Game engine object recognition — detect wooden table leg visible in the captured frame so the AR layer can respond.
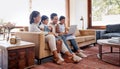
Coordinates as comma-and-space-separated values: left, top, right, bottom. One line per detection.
110, 47, 113, 53
119, 48, 120, 66
99, 44, 102, 59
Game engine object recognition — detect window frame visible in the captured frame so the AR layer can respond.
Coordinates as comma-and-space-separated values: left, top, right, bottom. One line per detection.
88, 0, 106, 29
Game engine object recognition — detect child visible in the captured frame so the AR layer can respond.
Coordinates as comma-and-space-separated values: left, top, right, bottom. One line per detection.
56, 16, 87, 58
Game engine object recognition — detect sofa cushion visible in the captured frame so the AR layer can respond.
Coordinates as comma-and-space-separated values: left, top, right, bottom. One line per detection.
75, 37, 86, 43
75, 30, 80, 37
45, 43, 50, 50
84, 36, 95, 41
106, 24, 120, 33
102, 33, 120, 39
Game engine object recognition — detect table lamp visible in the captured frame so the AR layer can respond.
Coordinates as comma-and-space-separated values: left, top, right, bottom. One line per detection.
80, 16, 84, 30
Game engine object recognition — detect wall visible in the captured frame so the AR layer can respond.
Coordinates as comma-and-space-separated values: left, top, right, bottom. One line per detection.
70, 0, 88, 29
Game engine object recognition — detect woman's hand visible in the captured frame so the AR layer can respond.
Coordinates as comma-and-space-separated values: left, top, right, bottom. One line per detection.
40, 28, 44, 31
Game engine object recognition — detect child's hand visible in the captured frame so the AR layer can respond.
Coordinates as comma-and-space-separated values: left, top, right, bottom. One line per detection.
48, 26, 52, 31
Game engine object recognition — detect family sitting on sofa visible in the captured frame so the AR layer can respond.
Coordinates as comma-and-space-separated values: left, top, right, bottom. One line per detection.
29, 11, 87, 65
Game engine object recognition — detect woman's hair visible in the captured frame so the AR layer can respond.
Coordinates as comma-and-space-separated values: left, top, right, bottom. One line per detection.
50, 13, 57, 20
29, 11, 40, 24
59, 16, 65, 21
39, 15, 49, 25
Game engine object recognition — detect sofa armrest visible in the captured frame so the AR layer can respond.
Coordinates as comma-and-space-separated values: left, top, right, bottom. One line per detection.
99, 30, 107, 39
15, 32, 45, 59
80, 29, 96, 36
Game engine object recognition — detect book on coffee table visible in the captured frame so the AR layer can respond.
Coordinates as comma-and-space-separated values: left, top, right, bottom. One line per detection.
108, 37, 120, 44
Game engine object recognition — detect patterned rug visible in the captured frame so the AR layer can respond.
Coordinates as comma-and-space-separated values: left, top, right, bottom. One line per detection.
30, 45, 120, 69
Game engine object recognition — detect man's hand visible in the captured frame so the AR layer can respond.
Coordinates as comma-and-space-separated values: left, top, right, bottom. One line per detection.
65, 31, 68, 34
48, 32, 58, 37
59, 32, 64, 35
48, 32, 54, 35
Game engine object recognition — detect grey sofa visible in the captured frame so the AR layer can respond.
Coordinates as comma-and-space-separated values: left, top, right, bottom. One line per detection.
100, 24, 120, 39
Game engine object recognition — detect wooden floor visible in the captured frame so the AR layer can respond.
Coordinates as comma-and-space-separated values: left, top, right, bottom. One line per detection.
29, 45, 120, 69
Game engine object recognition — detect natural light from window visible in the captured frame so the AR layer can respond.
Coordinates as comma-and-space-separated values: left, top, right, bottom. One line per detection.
92, 0, 120, 26
0, 0, 65, 26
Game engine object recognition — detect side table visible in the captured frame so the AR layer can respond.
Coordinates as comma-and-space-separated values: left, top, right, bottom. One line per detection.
0, 41, 35, 69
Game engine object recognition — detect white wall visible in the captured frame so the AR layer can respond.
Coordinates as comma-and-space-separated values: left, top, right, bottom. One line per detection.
70, 0, 88, 29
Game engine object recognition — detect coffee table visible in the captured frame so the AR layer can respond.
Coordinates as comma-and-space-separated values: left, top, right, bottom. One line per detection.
97, 39, 120, 66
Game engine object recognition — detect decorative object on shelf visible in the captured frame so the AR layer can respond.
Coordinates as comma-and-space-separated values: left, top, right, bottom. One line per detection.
80, 16, 84, 30
10, 34, 17, 44
2, 22, 15, 41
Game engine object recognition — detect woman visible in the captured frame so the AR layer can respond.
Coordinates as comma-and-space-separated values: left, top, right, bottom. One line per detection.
29, 11, 64, 65
56, 16, 87, 58
49, 13, 82, 62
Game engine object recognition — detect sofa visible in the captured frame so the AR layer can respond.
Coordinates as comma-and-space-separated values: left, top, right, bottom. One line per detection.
100, 24, 120, 39
15, 29, 96, 63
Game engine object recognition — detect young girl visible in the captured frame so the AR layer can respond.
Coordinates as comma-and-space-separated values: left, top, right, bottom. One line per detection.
39, 15, 64, 61
56, 16, 87, 58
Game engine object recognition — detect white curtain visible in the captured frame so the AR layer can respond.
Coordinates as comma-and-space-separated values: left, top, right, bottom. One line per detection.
0, 46, 8, 69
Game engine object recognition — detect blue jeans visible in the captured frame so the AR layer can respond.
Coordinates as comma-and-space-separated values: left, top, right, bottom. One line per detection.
69, 39, 79, 51
60, 35, 79, 53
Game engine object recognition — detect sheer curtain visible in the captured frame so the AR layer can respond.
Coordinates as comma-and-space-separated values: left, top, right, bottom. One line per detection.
0, 0, 29, 26
0, 0, 65, 26
32, 0, 65, 22
0, 45, 8, 69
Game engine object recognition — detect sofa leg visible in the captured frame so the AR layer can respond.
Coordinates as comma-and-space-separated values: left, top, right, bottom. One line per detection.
93, 43, 96, 46
37, 59, 41, 65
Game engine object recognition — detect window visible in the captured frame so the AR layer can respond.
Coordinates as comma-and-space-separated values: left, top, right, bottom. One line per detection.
0, 0, 66, 26
88, 0, 120, 29
0, 0, 29, 26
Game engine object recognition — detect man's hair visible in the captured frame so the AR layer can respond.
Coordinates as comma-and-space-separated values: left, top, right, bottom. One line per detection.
50, 13, 57, 20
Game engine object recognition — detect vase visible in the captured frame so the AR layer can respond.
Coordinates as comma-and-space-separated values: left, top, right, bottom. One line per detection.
3, 29, 11, 41
6, 29, 11, 41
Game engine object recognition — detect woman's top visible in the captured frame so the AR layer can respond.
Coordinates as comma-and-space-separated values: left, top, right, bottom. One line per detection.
29, 23, 48, 35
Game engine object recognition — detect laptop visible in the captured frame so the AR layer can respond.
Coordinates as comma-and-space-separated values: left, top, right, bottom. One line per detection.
64, 25, 77, 36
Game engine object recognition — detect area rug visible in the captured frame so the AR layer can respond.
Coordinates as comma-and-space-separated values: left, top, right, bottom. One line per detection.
31, 45, 120, 69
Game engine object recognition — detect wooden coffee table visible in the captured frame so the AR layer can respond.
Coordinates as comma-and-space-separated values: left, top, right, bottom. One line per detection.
97, 39, 120, 66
